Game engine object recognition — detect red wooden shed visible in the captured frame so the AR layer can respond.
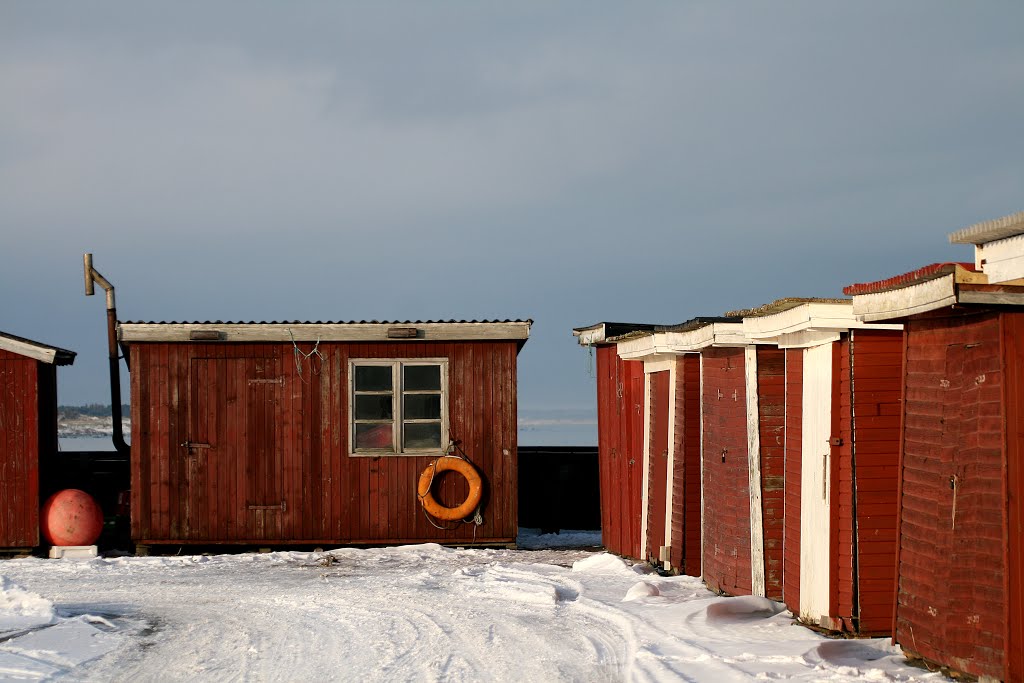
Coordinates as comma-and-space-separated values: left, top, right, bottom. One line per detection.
608, 317, 737, 579
0, 332, 75, 550
741, 300, 903, 635
846, 210, 1024, 680
573, 323, 655, 559
616, 319, 786, 598
118, 320, 530, 549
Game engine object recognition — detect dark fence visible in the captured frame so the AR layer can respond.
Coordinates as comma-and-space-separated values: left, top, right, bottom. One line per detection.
518, 446, 600, 531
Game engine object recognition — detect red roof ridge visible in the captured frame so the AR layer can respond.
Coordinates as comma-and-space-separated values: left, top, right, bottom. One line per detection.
843, 262, 976, 296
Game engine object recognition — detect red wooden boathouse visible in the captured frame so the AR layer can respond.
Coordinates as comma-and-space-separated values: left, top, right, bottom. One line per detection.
742, 300, 903, 635
0, 332, 75, 550
606, 318, 734, 578
572, 323, 655, 559
119, 319, 530, 548
615, 318, 782, 597
847, 210, 1024, 681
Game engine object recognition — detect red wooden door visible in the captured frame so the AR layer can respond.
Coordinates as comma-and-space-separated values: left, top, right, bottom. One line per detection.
702, 347, 751, 596
670, 354, 702, 576
646, 370, 670, 563
246, 358, 284, 540
186, 357, 283, 541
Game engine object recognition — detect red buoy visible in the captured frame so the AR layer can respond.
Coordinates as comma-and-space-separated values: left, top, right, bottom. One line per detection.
40, 489, 105, 546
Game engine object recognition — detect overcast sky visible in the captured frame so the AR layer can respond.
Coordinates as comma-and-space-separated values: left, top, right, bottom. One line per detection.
3, 2, 1022, 445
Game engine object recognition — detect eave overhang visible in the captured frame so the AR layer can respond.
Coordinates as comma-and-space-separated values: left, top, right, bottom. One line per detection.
0, 332, 76, 365
742, 301, 900, 348
119, 320, 532, 346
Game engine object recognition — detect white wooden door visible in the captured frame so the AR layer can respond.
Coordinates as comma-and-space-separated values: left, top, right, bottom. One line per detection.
799, 342, 832, 623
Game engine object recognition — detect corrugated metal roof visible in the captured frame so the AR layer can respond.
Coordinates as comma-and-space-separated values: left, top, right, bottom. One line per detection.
949, 210, 1024, 245
0, 331, 76, 365
843, 263, 974, 296
117, 320, 532, 345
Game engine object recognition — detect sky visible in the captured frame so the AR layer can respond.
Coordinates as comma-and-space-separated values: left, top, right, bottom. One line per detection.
3, 2, 1023, 445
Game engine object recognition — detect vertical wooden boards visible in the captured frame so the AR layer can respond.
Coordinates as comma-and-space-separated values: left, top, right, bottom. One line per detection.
800, 342, 833, 623
0, 350, 41, 548
783, 348, 803, 613
895, 311, 1006, 681
701, 347, 752, 596
1005, 312, 1024, 683
669, 354, 702, 576
645, 370, 670, 563
756, 347, 786, 602
594, 346, 645, 558
849, 329, 903, 635
129, 339, 520, 545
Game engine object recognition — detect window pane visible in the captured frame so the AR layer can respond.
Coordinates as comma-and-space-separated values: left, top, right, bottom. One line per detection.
355, 365, 392, 391
404, 422, 441, 450
404, 365, 441, 391
355, 423, 394, 451
355, 394, 393, 420
404, 394, 440, 420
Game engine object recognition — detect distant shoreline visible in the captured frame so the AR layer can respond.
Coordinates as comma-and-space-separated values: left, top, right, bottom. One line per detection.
58, 415, 130, 438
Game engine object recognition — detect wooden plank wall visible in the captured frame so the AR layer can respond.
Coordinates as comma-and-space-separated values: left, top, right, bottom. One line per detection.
835, 338, 855, 625
849, 329, 903, 634
0, 350, 42, 548
645, 370, 670, 562
896, 311, 1006, 681
757, 347, 786, 601
670, 354, 701, 576
130, 340, 518, 545
595, 346, 644, 558
1005, 311, 1024, 683
783, 348, 803, 613
702, 346, 752, 596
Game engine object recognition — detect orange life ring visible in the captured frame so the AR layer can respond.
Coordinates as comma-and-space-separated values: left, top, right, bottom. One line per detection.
417, 456, 483, 521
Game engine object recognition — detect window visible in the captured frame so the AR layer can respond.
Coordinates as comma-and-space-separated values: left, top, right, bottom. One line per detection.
350, 359, 447, 455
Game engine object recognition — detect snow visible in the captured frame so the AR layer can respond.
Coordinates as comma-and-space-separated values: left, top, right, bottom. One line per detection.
0, 545, 940, 682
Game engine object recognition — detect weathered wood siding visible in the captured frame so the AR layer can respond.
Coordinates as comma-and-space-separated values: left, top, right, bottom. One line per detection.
645, 370, 670, 562
849, 329, 902, 634
757, 347, 786, 601
670, 354, 701, 576
783, 348, 803, 613
702, 346, 752, 596
595, 345, 644, 559
129, 340, 518, 545
1006, 311, 1024, 683
895, 311, 1006, 679
0, 350, 52, 548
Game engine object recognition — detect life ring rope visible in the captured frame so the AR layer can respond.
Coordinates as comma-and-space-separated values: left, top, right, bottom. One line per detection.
417, 440, 483, 527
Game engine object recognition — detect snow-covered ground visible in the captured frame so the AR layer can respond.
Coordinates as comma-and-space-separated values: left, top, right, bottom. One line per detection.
0, 541, 940, 682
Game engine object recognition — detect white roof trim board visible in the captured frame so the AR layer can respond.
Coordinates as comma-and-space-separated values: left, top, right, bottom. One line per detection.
119, 321, 531, 343
573, 324, 613, 346
0, 334, 75, 365
743, 302, 901, 348
851, 274, 960, 322
616, 322, 752, 360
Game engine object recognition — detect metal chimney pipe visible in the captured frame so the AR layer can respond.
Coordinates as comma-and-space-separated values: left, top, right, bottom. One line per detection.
83, 253, 129, 456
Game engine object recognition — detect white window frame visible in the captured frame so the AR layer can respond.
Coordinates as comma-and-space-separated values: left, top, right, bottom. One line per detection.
349, 358, 449, 457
